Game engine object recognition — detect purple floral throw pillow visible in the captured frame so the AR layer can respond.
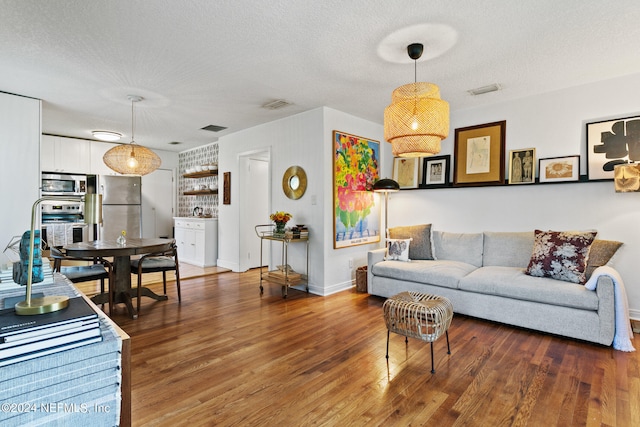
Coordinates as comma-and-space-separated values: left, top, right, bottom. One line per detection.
525, 230, 597, 284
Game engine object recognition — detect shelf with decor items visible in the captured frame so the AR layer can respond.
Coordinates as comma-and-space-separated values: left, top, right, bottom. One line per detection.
182, 169, 218, 195
183, 170, 218, 179
183, 189, 218, 195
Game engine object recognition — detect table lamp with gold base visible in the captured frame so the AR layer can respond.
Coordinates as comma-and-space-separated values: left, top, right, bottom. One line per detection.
15, 194, 101, 315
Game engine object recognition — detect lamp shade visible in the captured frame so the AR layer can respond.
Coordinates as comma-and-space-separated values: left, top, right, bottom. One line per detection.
103, 143, 161, 176
614, 163, 640, 192
373, 178, 400, 192
384, 82, 449, 158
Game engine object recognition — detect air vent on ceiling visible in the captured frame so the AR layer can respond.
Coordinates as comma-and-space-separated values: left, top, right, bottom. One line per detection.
468, 83, 501, 96
262, 99, 292, 110
201, 124, 228, 132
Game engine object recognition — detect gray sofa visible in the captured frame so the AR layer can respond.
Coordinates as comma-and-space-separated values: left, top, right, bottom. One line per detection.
368, 229, 619, 346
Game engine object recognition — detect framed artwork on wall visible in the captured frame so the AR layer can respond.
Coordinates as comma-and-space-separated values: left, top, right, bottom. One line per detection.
392, 157, 419, 189
453, 120, 506, 186
223, 172, 231, 204
420, 155, 450, 188
587, 115, 640, 180
508, 148, 536, 184
332, 130, 380, 249
538, 155, 580, 183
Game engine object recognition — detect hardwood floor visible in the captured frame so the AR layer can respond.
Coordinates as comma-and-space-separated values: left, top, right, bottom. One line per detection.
102, 269, 639, 427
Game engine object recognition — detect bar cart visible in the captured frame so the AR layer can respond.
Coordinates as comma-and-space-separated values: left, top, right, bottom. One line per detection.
255, 224, 309, 298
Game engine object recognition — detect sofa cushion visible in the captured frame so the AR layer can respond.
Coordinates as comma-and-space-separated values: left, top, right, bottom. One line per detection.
386, 238, 411, 261
371, 259, 477, 289
389, 224, 433, 260
525, 230, 597, 284
432, 231, 483, 267
482, 231, 534, 268
585, 239, 623, 280
459, 266, 599, 310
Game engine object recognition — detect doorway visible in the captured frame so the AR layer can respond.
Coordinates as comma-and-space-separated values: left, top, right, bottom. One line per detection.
239, 150, 270, 272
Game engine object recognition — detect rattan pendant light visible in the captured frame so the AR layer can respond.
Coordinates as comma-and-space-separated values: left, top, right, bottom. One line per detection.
103, 95, 161, 175
384, 43, 449, 158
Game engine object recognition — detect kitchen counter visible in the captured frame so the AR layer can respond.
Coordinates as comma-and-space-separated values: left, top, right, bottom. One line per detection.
173, 216, 218, 220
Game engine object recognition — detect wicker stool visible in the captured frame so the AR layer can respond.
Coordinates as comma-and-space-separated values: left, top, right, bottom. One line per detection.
383, 291, 453, 373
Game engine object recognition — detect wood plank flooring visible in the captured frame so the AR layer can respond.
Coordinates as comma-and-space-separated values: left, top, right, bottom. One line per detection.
99, 269, 639, 427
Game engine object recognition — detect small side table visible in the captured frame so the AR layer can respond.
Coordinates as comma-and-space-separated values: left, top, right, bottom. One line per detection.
383, 291, 453, 373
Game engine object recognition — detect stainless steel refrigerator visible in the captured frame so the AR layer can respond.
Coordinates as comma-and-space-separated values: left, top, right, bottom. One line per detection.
99, 175, 142, 241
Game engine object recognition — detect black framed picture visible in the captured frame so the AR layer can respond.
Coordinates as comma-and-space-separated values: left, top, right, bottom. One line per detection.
586, 115, 640, 180
420, 155, 450, 188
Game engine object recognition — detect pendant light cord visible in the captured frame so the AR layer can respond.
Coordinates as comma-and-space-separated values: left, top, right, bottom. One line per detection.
130, 99, 136, 144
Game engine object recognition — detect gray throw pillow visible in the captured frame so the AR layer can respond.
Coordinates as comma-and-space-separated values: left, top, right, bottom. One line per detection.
585, 239, 623, 280
388, 224, 433, 260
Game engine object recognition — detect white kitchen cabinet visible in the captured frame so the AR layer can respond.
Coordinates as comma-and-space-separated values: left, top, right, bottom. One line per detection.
90, 141, 121, 175
174, 217, 217, 267
41, 135, 91, 174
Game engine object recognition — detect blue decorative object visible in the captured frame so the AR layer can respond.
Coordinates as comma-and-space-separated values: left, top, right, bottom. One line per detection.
12, 230, 44, 285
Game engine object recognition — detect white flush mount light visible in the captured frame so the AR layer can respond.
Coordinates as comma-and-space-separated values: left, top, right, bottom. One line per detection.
92, 130, 122, 141
468, 83, 502, 96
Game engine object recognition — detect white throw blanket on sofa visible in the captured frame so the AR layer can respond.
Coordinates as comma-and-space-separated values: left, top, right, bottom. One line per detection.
585, 266, 636, 352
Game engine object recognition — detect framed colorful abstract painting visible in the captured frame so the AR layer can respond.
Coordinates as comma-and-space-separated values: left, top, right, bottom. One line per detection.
333, 130, 380, 249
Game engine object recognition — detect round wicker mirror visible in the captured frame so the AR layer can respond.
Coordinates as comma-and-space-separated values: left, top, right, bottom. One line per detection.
282, 166, 307, 199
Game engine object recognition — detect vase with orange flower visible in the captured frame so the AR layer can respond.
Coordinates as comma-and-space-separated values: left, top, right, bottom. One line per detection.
270, 211, 292, 236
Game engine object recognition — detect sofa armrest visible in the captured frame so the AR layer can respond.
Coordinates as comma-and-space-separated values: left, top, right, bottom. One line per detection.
367, 248, 386, 293
595, 274, 616, 345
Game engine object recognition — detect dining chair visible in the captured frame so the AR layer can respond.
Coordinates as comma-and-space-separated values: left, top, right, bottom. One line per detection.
130, 241, 181, 314
50, 246, 114, 315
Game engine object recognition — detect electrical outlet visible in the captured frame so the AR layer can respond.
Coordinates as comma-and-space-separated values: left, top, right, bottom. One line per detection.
349, 258, 353, 268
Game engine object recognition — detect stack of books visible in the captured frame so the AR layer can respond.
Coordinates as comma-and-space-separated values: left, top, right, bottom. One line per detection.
290, 226, 309, 239
0, 296, 102, 367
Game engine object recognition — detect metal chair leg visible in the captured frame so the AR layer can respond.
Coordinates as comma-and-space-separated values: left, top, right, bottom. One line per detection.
386, 330, 390, 359
446, 330, 451, 354
430, 342, 435, 374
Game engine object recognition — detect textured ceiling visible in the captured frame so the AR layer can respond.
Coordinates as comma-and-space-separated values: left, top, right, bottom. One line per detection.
1, 0, 640, 152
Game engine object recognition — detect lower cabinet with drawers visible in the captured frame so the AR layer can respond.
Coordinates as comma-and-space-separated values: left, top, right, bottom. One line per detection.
173, 217, 218, 267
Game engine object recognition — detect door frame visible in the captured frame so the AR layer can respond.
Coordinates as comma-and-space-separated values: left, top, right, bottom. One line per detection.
238, 148, 271, 272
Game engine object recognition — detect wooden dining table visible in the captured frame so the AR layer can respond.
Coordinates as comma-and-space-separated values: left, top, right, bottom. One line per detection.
64, 237, 174, 319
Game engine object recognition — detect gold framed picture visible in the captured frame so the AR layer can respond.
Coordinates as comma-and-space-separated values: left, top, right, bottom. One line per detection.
508, 148, 536, 184
453, 121, 506, 186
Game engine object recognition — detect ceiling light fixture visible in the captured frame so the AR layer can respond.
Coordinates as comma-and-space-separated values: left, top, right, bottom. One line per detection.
92, 130, 122, 142
468, 83, 501, 96
103, 95, 161, 176
384, 43, 449, 157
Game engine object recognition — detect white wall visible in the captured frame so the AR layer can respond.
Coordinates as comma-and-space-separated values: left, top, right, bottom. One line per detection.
0, 92, 41, 268
321, 108, 388, 294
217, 107, 387, 295
217, 109, 325, 287
388, 72, 640, 318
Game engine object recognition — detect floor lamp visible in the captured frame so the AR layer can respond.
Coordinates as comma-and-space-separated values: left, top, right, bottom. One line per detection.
373, 178, 400, 247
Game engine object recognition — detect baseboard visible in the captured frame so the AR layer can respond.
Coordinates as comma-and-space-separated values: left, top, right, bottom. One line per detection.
216, 259, 239, 272
629, 308, 640, 322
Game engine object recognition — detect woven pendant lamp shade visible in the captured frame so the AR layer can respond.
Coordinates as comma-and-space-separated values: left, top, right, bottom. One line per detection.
384, 82, 449, 158
103, 143, 161, 176
102, 94, 162, 176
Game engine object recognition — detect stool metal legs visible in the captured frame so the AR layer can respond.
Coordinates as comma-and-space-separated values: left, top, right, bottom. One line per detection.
387, 329, 451, 374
